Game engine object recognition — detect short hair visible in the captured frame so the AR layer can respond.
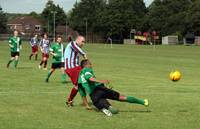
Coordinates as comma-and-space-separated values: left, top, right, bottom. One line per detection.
67, 35, 72, 42
56, 35, 62, 39
80, 59, 89, 68
42, 33, 48, 37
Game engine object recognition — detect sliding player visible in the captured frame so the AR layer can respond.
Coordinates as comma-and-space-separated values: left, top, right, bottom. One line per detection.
78, 59, 149, 116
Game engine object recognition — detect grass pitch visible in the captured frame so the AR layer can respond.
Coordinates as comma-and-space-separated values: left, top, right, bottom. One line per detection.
0, 41, 200, 129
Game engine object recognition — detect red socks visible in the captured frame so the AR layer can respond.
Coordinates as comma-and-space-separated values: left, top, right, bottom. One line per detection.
67, 87, 78, 102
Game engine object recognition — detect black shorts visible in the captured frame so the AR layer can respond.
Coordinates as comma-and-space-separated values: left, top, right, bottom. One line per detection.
11, 52, 19, 57
90, 85, 120, 109
51, 62, 64, 69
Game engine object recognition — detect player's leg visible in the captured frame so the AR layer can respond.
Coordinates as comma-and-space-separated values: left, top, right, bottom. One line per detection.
14, 54, 19, 68
29, 53, 33, 60
34, 46, 38, 60
39, 53, 44, 69
7, 56, 15, 68
119, 95, 149, 106
45, 65, 55, 82
29, 47, 34, 60
90, 87, 113, 116
67, 85, 78, 106
60, 64, 67, 83
34, 51, 38, 60
43, 55, 48, 70
66, 66, 82, 105
103, 87, 149, 106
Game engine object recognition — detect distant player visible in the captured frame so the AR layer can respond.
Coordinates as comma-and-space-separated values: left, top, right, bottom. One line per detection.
78, 59, 149, 116
45, 35, 67, 83
67, 35, 72, 43
7, 30, 22, 68
64, 35, 87, 106
39, 33, 50, 70
29, 34, 39, 60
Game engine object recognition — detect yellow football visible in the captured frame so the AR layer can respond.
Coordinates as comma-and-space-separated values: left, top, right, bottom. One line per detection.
169, 70, 181, 81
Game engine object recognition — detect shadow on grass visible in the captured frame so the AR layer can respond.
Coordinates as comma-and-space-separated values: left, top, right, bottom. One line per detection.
119, 109, 151, 113
17, 66, 33, 69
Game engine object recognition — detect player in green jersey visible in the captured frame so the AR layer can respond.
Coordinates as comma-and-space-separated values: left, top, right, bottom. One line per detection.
7, 30, 22, 68
45, 35, 67, 83
78, 59, 149, 116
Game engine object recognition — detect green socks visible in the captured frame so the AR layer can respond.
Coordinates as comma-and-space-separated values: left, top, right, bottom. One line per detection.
47, 71, 52, 79
7, 60, 13, 68
61, 73, 67, 83
126, 96, 145, 105
108, 106, 118, 114
14, 60, 18, 68
46, 71, 66, 83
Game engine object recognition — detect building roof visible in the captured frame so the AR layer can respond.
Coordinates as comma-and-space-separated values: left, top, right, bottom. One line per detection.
7, 16, 43, 25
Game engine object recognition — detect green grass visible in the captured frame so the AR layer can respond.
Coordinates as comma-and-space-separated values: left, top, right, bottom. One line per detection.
0, 41, 200, 129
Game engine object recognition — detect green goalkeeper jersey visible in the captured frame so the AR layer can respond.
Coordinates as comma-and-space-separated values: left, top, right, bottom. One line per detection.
9, 36, 22, 52
78, 68, 102, 97
49, 42, 64, 63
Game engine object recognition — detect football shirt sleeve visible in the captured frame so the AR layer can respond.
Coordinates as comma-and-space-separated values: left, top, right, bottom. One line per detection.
84, 71, 93, 81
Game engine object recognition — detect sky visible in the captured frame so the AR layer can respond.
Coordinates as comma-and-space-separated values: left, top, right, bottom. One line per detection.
0, 0, 154, 14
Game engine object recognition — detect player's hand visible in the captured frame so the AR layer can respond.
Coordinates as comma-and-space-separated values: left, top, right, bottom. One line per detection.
83, 54, 87, 59
100, 80, 110, 84
53, 53, 57, 57
9, 45, 14, 48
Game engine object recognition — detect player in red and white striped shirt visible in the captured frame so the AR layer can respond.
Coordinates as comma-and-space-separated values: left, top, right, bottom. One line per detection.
64, 35, 87, 106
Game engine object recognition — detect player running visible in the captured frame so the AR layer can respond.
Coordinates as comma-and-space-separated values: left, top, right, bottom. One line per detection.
64, 35, 87, 106
7, 30, 22, 68
45, 35, 67, 83
29, 34, 39, 60
39, 33, 50, 70
78, 59, 149, 116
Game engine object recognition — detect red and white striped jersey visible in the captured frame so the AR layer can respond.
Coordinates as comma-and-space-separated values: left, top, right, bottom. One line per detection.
64, 41, 86, 69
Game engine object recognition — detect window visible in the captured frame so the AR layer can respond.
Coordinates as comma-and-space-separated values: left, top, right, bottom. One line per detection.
35, 25, 41, 31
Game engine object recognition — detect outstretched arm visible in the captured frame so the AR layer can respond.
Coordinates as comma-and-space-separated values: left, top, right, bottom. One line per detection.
82, 96, 92, 110
89, 77, 110, 84
71, 42, 86, 58
78, 84, 92, 110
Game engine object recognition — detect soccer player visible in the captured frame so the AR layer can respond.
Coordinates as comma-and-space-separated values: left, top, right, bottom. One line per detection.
78, 59, 149, 116
64, 35, 87, 106
67, 35, 73, 43
29, 34, 39, 60
39, 33, 50, 70
45, 35, 66, 83
7, 30, 22, 68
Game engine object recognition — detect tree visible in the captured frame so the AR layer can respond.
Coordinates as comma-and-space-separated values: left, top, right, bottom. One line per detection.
186, 0, 200, 35
147, 0, 191, 36
41, 0, 67, 34
68, 0, 147, 43
0, 6, 8, 33
98, 0, 147, 42
28, 11, 41, 19
68, 0, 106, 35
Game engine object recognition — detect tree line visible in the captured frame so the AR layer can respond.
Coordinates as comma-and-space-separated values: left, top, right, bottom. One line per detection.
0, 0, 200, 42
